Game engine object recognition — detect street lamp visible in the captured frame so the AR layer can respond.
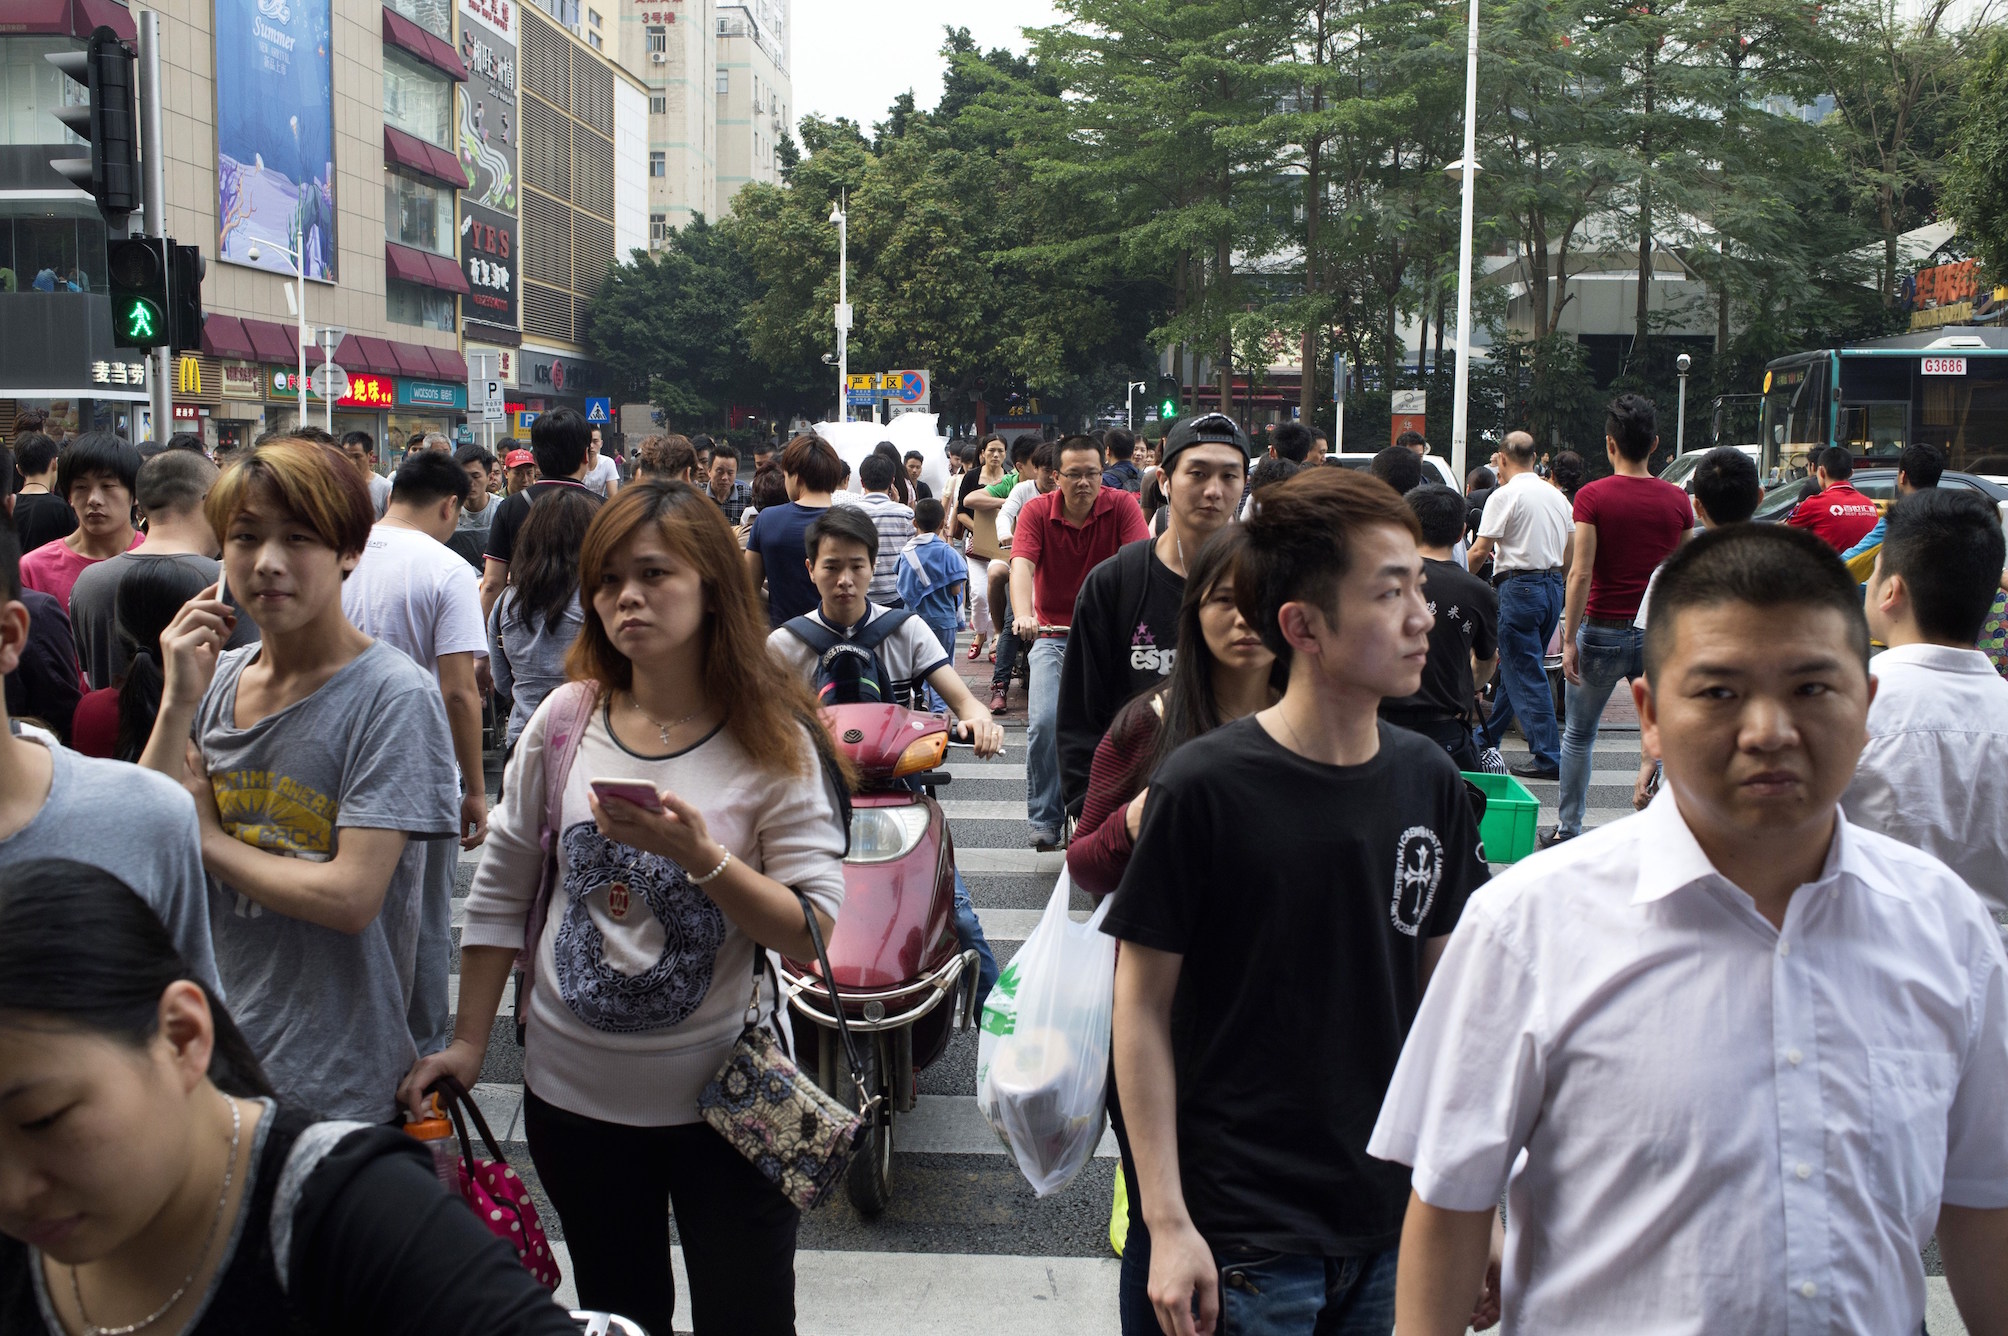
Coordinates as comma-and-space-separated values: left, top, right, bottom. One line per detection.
1676, 352, 1692, 455
246, 241, 308, 428
830, 195, 850, 423
1127, 380, 1147, 432
1448, 0, 1481, 490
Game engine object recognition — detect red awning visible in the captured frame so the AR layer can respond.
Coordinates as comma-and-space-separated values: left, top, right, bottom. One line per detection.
385, 241, 470, 295
428, 347, 468, 381
73, 0, 135, 39
424, 251, 471, 295
344, 336, 402, 377
382, 8, 467, 80
0, 0, 134, 40
389, 341, 440, 378
244, 318, 302, 366
199, 315, 255, 361
383, 125, 466, 191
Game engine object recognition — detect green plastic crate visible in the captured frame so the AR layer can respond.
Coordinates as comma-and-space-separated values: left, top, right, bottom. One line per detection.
1460, 771, 1541, 865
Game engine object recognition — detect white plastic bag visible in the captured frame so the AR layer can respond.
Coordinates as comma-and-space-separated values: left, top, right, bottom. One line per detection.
976, 867, 1115, 1197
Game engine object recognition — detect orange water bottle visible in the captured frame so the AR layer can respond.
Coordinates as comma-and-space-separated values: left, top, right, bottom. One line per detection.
403, 1095, 459, 1193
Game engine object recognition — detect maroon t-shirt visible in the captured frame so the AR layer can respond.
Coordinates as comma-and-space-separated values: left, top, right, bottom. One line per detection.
1573, 474, 1692, 621
1786, 481, 1880, 552
1012, 487, 1150, 628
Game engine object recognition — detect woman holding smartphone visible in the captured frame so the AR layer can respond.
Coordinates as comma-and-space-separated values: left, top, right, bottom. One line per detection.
403, 481, 847, 1336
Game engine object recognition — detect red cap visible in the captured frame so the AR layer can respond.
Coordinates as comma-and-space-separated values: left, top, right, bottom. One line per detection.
504, 449, 535, 468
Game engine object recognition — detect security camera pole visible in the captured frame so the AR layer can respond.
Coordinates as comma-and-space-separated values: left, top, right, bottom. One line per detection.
1676, 352, 1692, 455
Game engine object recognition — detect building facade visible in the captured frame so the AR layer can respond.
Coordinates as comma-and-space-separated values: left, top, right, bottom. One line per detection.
714, 0, 787, 203
0, 0, 643, 451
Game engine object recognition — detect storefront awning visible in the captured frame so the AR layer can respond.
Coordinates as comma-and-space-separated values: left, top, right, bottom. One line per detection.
340, 336, 403, 377
383, 126, 466, 192
390, 341, 441, 378
0, 0, 136, 39
427, 347, 468, 381
200, 315, 256, 362
243, 318, 303, 366
382, 8, 467, 81
384, 242, 471, 296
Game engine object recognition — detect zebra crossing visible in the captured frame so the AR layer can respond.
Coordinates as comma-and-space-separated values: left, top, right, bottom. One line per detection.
444, 691, 1969, 1336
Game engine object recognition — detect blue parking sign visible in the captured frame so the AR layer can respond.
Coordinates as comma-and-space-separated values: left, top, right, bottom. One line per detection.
585, 397, 612, 424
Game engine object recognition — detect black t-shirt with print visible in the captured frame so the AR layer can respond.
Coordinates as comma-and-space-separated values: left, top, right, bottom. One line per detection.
1382, 557, 1498, 729
1103, 716, 1486, 1257
484, 479, 596, 568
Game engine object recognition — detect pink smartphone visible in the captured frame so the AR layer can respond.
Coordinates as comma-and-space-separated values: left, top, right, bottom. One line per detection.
589, 778, 663, 813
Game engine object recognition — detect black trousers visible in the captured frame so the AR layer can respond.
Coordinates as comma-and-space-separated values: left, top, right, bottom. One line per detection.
1393, 714, 1481, 772
523, 1087, 800, 1336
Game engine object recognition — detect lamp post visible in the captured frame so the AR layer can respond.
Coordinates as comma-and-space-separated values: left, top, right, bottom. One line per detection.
1127, 380, 1147, 432
1448, 0, 1481, 489
1675, 352, 1691, 455
830, 194, 850, 423
246, 240, 308, 428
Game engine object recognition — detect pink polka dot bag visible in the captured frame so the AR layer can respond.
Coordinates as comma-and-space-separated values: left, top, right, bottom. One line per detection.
437, 1075, 562, 1290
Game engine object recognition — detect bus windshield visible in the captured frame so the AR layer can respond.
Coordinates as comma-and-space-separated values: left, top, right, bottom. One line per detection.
1759, 357, 1828, 482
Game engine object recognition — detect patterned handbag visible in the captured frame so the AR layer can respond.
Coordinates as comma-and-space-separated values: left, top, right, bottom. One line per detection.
699, 890, 877, 1212
437, 1076, 563, 1290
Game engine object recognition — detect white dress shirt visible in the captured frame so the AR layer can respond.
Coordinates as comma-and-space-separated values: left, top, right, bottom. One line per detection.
996, 478, 1041, 542
1369, 791, 2008, 1335
1477, 471, 1573, 573
1844, 642, 2008, 940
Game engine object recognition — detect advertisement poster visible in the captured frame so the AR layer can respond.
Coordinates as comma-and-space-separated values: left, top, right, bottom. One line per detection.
460, 0, 519, 330
215, 0, 337, 281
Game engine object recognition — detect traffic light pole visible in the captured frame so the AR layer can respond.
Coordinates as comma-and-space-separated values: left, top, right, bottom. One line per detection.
137, 12, 170, 443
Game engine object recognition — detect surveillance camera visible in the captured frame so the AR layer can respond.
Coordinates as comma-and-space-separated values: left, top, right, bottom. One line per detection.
247, 245, 261, 261
821, 353, 836, 365
1676, 353, 1692, 373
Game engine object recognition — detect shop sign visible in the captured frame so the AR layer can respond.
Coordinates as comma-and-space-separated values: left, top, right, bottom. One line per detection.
522, 350, 605, 395
172, 405, 211, 420
468, 344, 516, 384
92, 359, 148, 387
220, 360, 262, 397
399, 379, 468, 408
268, 368, 398, 407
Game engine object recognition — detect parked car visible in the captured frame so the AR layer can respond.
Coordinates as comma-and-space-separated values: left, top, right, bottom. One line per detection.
1657, 445, 1762, 495
1752, 468, 2008, 529
1325, 452, 1459, 488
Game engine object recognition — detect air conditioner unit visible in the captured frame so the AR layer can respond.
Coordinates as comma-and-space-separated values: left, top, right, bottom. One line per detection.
650, 51, 666, 63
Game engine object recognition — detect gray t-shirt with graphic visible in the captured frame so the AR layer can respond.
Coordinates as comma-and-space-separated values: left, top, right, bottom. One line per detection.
195, 640, 459, 1122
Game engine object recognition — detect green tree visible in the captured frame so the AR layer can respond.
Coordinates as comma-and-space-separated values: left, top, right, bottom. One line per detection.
1945, 27, 2008, 281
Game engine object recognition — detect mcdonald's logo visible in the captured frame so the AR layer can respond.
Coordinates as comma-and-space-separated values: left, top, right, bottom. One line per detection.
176, 356, 201, 395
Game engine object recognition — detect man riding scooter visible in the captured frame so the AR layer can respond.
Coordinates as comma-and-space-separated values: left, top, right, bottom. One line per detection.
765, 506, 1005, 1008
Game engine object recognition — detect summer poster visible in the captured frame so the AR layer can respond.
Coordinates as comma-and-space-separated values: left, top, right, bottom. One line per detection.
216, 0, 337, 281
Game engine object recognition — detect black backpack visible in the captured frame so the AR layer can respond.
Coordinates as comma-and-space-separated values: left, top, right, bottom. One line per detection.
781, 608, 916, 707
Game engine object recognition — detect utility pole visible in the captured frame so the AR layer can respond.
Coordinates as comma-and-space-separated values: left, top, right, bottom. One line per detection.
1449, 0, 1480, 488
137, 11, 170, 442
830, 193, 850, 423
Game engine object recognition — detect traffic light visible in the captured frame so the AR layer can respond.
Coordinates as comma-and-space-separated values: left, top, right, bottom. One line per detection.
1157, 375, 1179, 421
170, 244, 206, 353
107, 237, 168, 349
46, 26, 139, 224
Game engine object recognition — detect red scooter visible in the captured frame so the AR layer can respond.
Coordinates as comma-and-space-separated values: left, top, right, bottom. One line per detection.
779, 702, 980, 1215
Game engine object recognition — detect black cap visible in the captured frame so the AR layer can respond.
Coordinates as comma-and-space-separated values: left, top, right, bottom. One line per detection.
1160, 412, 1253, 471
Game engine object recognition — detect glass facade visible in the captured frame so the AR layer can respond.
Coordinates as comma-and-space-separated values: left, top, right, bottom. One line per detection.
386, 172, 455, 255
385, 0, 454, 41
0, 36, 84, 148
384, 48, 454, 148
387, 276, 456, 330
0, 200, 108, 291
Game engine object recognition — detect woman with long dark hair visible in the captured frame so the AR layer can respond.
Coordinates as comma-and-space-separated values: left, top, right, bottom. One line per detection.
1062, 525, 1282, 1336
69, 559, 215, 760
403, 481, 848, 1336
0, 861, 576, 1335
490, 486, 595, 751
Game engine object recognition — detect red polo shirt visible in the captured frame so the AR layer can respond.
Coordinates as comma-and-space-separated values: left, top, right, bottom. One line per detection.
1012, 487, 1149, 628
1786, 481, 1880, 551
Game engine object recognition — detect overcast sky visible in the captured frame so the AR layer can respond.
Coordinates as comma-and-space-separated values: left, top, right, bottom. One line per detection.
791, 0, 1064, 133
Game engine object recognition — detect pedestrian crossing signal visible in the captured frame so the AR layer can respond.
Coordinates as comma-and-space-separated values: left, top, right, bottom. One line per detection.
107, 237, 168, 349
117, 297, 163, 344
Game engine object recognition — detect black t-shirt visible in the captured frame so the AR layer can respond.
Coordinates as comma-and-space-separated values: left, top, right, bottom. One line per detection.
1382, 558, 1498, 728
1057, 540, 1184, 814
12, 492, 76, 554
483, 479, 595, 567
1103, 716, 1487, 1256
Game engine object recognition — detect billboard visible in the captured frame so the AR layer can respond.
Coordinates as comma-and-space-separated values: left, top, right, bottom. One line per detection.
460, 0, 519, 330
215, 0, 337, 282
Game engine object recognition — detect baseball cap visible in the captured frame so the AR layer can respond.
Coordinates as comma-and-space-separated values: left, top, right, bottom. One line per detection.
1160, 412, 1253, 471
504, 449, 535, 468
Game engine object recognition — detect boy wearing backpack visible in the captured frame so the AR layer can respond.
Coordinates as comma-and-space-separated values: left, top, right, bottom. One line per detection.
766, 505, 1005, 1007
898, 497, 968, 710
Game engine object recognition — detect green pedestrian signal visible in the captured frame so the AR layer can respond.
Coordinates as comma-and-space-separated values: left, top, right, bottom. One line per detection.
118, 297, 162, 343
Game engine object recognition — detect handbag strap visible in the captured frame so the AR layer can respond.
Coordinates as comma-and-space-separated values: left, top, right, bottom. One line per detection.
787, 887, 875, 1111
435, 1073, 508, 1167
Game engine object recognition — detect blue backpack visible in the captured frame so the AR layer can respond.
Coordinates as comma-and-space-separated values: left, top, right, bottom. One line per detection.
781, 608, 916, 707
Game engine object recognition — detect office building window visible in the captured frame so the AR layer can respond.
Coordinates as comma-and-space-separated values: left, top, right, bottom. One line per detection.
385, 172, 455, 255
649, 151, 666, 178
588, 30, 602, 49
588, 8, 601, 26
650, 213, 668, 243
646, 26, 667, 53
387, 277, 455, 331
383, 49, 453, 148
650, 93, 666, 115
715, 68, 729, 95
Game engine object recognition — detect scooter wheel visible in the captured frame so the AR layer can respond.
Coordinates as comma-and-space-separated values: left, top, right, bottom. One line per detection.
836, 1034, 893, 1217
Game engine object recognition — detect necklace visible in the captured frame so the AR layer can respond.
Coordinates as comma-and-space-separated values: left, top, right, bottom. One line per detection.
71, 1094, 241, 1336
628, 692, 707, 745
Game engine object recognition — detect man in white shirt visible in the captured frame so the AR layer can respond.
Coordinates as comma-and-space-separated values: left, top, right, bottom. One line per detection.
581, 426, 622, 498
1370, 522, 2008, 1336
341, 450, 490, 1056
1843, 487, 2008, 936
996, 440, 1059, 542
1463, 431, 1572, 779
341, 430, 392, 519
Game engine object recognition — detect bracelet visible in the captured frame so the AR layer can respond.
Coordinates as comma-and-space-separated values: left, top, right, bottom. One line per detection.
689, 848, 733, 886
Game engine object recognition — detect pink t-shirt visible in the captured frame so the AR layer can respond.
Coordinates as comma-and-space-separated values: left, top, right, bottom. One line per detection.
18, 530, 145, 611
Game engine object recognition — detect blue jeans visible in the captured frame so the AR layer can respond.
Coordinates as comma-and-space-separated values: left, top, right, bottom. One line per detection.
922, 616, 958, 712
992, 592, 1026, 689
1479, 572, 1562, 769
1212, 1247, 1398, 1336
1026, 634, 1068, 839
1557, 622, 1644, 836
952, 870, 999, 1014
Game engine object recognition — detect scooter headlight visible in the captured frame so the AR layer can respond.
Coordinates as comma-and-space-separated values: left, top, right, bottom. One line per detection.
848, 806, 930, 864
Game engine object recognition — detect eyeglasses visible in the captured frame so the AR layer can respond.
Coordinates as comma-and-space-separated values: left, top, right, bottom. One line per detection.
1059, 468, 1102, 482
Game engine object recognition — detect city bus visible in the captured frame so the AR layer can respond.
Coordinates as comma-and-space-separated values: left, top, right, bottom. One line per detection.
1757, 329, 2008, 486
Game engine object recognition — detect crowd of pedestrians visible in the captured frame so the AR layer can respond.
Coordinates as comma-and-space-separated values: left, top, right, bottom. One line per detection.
0, 394, 2005, 1336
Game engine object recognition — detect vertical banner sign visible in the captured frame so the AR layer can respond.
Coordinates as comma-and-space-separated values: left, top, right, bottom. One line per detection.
216, 0, 337, 281
459, 0, 520, 330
